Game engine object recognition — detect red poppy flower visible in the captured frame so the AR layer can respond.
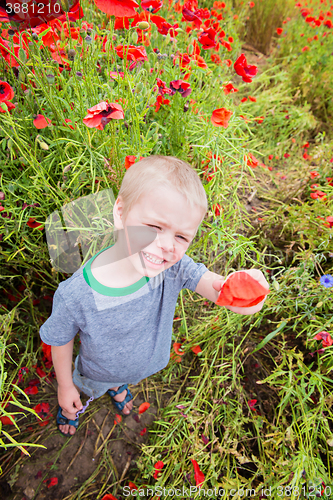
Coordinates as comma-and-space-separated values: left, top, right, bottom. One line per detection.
154, 95, 171, 112
191, 345, 202, 354
0, 415, 15, 425
182, 7, 202, 29
234, 53, 258, 83
211, 107, 233, 128
198, 28, 217, 50
83, 101, 124, 131
114, 414, 122, 425
223, 83, 238, 95
248, 399, 257, 410
101, 495, 118, 500
27, 217, 44, 230
246, 153, 259, 167
191, 459, 205, 486
173, 343, 185, 356
115, 44, 148, 70
0, 81, 14, 102
138, 402, 150, 414
216, 271, 270, 307
128, 482, 138, 490
0, 0, 83, 30
150, 14, 177, 36
153, 460, 164, 479
315, 331, 333, 348
169, 80, 192, 98
276, 28, 283, 35
141, 0, 163, 13
24, 385, 39, 395
33, 114, 52, 129
94, 0, 138, 17
249, 96, 256, 102
140, 427, 147, 435
43, 477, 58, 488
249, 1, 255, 7
125, 155, 137, 170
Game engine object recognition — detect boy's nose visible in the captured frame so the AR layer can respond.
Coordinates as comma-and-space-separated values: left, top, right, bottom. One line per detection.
156, 233, 174, 254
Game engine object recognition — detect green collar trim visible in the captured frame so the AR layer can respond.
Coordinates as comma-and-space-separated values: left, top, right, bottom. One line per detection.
83, 244, 150, 297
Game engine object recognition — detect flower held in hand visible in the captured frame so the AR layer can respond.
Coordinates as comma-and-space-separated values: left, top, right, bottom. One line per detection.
216, 271, 270, 307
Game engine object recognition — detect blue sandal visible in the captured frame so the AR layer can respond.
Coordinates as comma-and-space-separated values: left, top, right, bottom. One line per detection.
107, 384, 133, 414
56, 406, 79, 437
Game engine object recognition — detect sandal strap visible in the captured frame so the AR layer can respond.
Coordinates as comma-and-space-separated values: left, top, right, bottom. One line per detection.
108, 386, 133, 411
108, 384, 128, 397
57, 407, 79, 429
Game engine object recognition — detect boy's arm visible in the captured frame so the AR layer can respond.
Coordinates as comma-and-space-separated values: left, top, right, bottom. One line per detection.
51, 339, 83, 418
195, 270, 269, 315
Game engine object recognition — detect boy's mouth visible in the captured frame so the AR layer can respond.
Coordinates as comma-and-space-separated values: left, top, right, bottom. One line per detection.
141, 251, 166, 267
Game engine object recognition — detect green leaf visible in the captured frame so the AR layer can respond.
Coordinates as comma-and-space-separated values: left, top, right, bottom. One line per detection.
250, 320, 288, 354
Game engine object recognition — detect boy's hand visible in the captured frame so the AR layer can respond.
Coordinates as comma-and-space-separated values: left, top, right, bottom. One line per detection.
213, 269, 269, 315
57, 384, 83, 420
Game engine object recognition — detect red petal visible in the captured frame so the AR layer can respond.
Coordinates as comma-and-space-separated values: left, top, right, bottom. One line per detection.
138, 402, 150, 414
114, 414, 122, 425
173, 342, 185, 355
0, 415, 15, 425
101, 495, 118, 500
216, 272, 269, 307
94, 0, 138, 17
33, 114, 52, 129
191, 459, 205, 486
191, 345, 202, 355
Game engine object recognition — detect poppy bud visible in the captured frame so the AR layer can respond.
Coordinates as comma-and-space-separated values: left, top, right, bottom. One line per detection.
60, 0, 70, 11
188, 44, 194, 55
63, 164, 72, 173
132, 31, 139, 44
0, 192, 4, 201
137, 21, 150, 30
68, 49, 76, 61
136, 82, 143, 92
148, 95, 156, 105
0, 103, 7, 112
39, 141, 49, 150
165, 33, 171, 44
18, 48, 27, 63
7, 138, 13, 150
153, 133, 159, 142
184, 101, 189, 112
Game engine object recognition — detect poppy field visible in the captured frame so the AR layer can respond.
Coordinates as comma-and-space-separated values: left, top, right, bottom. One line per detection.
0, 0, 333, 498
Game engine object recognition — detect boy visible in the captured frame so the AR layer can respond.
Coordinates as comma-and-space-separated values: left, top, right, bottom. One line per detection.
40, 155, 269, 437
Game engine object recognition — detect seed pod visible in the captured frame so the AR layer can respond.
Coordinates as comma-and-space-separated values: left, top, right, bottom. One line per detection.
137, 21, 150, 30
46, 74, 55, 83
148, 95, 156, 105
63, 164, 72, 173
39, 141, 49, 150
132, 31, 139, 44
18, 48, 27, 63
68, 49, 76, 61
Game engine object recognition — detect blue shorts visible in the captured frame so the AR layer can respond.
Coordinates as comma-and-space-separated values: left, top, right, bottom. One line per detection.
72, 356, 124, 399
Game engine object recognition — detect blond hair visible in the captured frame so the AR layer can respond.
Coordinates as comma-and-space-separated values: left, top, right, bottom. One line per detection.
117, 155, 208, 223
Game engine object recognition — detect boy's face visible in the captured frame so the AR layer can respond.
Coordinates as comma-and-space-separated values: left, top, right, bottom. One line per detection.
114, 184, 205, 278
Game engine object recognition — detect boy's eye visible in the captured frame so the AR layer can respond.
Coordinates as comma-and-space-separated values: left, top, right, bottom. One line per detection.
147, 225, 188, 242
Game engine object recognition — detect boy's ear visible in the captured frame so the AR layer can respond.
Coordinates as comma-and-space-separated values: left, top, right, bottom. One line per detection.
113, 196, 124, 228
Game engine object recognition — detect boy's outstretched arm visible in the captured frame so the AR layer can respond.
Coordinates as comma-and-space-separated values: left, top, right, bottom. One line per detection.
195, 269, 269, 315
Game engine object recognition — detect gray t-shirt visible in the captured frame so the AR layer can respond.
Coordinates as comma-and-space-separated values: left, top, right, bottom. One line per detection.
40, 248, 208, 385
